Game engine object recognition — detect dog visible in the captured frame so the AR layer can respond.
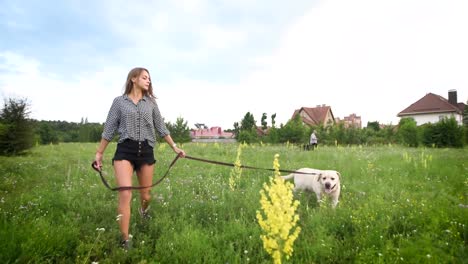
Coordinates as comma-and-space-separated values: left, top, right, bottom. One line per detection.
281, 168, 341, 208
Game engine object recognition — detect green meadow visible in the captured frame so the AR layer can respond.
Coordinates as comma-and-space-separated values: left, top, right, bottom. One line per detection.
0, 143, 467, 263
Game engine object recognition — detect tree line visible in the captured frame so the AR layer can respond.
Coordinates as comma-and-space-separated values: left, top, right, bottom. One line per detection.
1, 98, 467, 156
232, 110, 468, 148
0, 98, 191, 156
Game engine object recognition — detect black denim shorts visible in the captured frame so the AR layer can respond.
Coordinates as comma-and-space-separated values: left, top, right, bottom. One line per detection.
112, 139, 156, 171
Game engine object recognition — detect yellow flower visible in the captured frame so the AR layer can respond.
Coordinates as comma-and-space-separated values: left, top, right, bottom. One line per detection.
256, 154, 301, 264
229, 144, 243, 191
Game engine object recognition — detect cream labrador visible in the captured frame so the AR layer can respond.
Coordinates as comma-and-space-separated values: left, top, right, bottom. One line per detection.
282, 168, 341, 208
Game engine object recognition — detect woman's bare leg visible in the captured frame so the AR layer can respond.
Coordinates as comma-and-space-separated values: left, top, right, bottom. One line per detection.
137, 163, 155, 212
114, 160, 134, 240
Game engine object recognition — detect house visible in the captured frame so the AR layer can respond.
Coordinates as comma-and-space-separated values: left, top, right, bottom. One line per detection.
190, 126, 235, 142
397, 90, 466, 125
291, 104, 335, 127
336, 113, 362, 128
256, 126, 270, 136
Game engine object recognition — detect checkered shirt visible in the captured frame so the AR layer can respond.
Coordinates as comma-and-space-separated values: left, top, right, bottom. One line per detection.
101, 94, 170, 147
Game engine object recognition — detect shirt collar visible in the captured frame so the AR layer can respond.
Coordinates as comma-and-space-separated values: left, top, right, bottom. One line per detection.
123, 94, 148, 101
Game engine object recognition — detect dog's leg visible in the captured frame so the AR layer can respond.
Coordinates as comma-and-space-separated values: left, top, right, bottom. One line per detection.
316, 193, 323, 205
331, 198, 339, 208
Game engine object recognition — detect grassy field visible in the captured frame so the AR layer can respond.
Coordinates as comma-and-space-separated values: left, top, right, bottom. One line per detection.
0, 142, 467, 263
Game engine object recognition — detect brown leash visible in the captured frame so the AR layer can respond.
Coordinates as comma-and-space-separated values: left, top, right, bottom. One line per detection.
91, 154, 318, 191
184, 155, 318, 175
91, 154, 182, 191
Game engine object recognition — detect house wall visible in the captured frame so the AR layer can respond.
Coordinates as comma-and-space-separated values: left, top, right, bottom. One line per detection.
192, 138, 237, 143
190, 127, 234, 139
299, 111, 313, 124
401, 112, 463, 125
324, 111, 334, 126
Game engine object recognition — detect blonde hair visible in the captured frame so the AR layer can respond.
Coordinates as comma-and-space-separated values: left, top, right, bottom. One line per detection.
123, 67, 155, 99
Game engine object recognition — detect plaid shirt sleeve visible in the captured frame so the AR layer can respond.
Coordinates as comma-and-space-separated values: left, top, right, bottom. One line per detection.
101, 97, 121, 141
152, 100, 170, 138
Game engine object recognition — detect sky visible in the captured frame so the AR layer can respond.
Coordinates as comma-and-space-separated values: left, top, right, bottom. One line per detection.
1, 0, 467, 130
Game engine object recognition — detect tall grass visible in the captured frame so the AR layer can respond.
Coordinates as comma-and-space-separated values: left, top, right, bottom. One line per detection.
0, 143, 466, 263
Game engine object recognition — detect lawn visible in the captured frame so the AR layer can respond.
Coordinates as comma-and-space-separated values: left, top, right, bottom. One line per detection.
0, 142, 466, 263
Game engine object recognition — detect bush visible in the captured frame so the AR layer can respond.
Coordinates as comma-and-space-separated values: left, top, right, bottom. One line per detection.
278, 115, 308, 144
420, 117, 464, 148
264, 127, 280, 144
237, 130, 258, 144
421, 123, 435, 147
397, 118, 419, 147
436, 117, 463, 147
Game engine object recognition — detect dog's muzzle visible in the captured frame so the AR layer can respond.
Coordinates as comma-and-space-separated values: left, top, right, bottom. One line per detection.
325, 183, 336, 193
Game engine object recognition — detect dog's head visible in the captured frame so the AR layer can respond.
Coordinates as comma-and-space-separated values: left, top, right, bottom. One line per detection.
317, 170, 340, 193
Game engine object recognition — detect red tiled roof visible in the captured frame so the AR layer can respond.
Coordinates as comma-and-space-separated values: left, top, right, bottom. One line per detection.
292, 106, 334, 125
398, 93, 464, 116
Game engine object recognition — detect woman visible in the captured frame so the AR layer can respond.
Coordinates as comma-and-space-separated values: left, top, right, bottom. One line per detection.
93, 67, 185, 249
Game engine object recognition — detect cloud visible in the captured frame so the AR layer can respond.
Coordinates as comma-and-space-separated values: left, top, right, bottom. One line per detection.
237, 0, 468, 126
1, 0, 466, 130
172, 0, 207, 15
200, 24, 248, 50
0, 51, 128, 123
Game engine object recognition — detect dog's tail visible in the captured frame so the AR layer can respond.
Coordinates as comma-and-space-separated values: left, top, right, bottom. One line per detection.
281, 174, 294, 181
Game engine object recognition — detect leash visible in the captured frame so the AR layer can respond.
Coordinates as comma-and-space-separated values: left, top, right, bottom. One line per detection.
91, 154, 181, 191
91, 154, 318, 191
184, 155, 319, 175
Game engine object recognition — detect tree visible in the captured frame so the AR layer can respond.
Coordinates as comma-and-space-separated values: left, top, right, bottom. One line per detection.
265, 127, 279, 143
237, 112, 258, 143
366, 121, 380, 131
464, 101, 468, 144
261, 113, 268, 130
0, 98, 34, 155
278, 115, 307, 143
38, 122, 59, 144
241, 112, 256, 131
233, 122, 240, 139
331, 123, 346, 144
166, 117, 191, 143
463, 101, 468, 126
271, 113, 276, 128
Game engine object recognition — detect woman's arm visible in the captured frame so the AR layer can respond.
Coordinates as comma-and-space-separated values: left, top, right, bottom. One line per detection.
163, 134, 186, 157
94, 138, 110, 170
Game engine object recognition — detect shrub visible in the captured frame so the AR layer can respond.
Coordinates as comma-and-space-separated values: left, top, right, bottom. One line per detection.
397, 118, 419, 147
0, 98, 34, 155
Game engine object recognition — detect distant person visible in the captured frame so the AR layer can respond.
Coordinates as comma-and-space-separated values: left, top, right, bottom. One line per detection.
310, 130, 318, 150
93, 67, 185, 250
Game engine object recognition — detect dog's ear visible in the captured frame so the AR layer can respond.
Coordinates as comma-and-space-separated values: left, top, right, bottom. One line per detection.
336, 171, 341, 179
317, 173, 322, 181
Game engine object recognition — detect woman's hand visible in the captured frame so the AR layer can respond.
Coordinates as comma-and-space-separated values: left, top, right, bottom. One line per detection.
172, 146, 186, 158
94, 151, 103, 171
